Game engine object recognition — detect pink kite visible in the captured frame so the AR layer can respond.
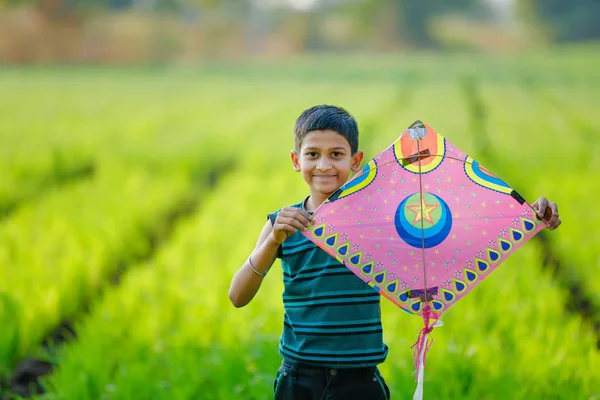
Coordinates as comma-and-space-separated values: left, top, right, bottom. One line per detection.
302, 121, 546, 399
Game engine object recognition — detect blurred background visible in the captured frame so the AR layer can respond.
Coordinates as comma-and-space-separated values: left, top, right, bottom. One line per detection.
0, 0, 599, 63
1, 1, 599, 399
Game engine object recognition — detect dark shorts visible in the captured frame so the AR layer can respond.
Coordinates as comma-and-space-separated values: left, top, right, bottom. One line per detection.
273, 359, 390, 400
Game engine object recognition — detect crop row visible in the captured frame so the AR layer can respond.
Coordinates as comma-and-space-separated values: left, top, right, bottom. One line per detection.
0, 71, 272, 216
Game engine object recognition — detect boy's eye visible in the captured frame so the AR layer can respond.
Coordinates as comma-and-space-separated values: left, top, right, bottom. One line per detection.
332, 152, 343, 157
306, 152, 318, 157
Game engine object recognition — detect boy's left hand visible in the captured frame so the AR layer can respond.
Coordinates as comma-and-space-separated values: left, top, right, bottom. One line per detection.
531, 196, 561, 230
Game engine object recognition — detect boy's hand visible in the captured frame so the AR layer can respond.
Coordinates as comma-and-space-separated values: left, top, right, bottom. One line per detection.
531, 196, 561, 230
271, 207, 312, 244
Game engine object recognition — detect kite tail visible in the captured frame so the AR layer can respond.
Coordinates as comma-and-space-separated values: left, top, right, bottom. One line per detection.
412, 305, 433, 381
411, 304, 443, 400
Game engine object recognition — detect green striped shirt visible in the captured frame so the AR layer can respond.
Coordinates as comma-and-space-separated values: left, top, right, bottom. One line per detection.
269, 199, 389, 368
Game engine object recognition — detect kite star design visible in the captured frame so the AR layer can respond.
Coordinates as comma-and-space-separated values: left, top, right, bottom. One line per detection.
302, 120, 548, 400
406, 196, 440, 225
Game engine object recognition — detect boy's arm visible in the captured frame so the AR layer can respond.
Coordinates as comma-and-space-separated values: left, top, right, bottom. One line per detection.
228, 220, 279, 308
228, 207, 311, 308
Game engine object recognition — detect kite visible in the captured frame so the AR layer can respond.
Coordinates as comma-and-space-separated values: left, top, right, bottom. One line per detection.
301, 121, 547, 399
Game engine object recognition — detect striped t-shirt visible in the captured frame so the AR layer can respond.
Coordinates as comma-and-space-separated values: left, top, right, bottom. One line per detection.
268, 199, 389, 368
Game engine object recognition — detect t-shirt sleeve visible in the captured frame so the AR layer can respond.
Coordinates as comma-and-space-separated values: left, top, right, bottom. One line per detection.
267, 212, 283, 259
267, 213, 277, 226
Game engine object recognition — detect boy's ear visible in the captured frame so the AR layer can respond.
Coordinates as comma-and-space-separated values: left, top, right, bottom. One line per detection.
351, 150, 364, 172
291, 150, 301, 171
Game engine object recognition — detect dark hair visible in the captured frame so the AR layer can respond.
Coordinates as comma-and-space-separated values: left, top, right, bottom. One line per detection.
294, 105, 359, 154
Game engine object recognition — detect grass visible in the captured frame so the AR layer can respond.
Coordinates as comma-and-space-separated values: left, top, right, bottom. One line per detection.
0, 49, 598, 399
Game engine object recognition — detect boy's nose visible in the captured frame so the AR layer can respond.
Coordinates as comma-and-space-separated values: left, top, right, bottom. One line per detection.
317, 159, 332, 170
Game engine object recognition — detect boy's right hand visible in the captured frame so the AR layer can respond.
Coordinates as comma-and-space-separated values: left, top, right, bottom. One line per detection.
270, 207, 312, 244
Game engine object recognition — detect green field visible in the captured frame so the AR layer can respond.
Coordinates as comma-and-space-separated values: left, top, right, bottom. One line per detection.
1, 47, 599, 399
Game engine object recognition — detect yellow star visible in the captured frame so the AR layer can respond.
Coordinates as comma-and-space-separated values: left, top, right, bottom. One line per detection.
329, 209, 335, 214
414, 263, 420, 269
403, 266, 408, 271
482, 202, 487, 208
482, 230, 487, 235
434, 249, 440, 255
406, 196, 439, 225
431, 275, 436, 281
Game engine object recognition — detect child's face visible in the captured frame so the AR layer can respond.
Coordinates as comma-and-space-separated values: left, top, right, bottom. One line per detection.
291, 129, 363, 202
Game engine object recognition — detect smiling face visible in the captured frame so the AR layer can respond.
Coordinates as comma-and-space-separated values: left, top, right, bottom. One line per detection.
291, 129, 363, 210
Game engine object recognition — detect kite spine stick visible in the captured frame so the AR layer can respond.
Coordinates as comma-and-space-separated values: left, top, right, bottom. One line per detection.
415, 138, 429, 303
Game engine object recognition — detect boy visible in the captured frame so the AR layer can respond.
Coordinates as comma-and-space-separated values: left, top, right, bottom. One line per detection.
228, 105, 561, 400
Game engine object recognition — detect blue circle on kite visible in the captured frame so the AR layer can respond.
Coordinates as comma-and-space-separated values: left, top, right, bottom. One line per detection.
394, 193, 452, 248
